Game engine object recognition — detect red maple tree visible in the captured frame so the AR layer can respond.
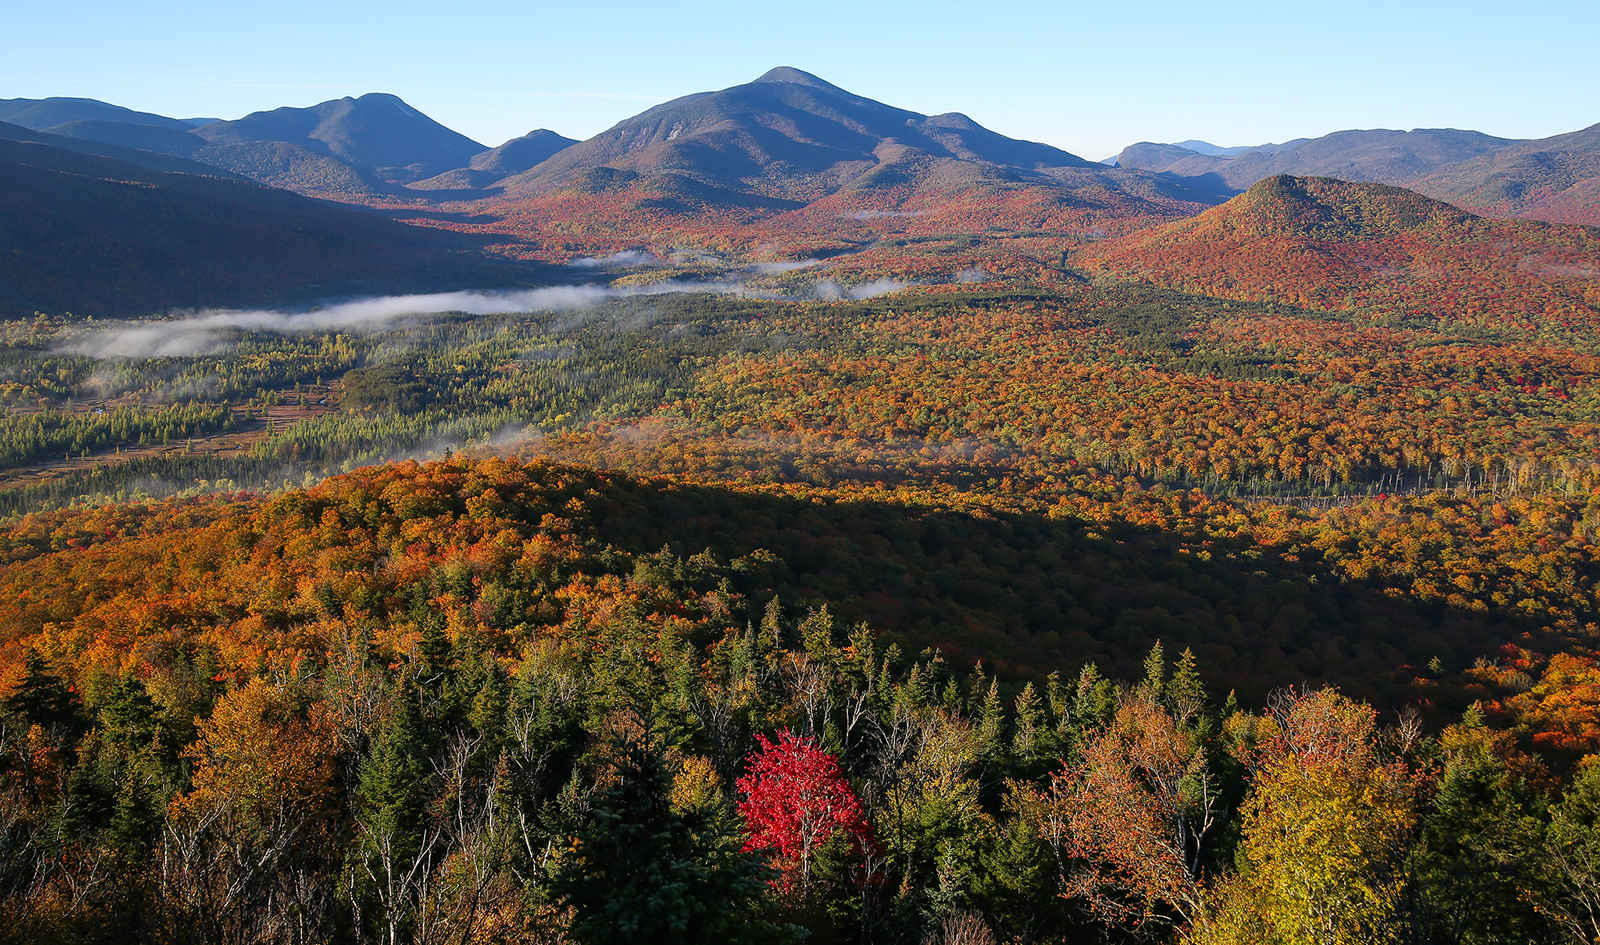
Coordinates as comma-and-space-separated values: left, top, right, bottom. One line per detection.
735, 729, 874, 894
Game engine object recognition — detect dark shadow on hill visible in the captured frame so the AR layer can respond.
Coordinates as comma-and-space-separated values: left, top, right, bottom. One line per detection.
1153, 170, 1241, 203
365, 206, 517, 226
0, 134, 561, 317
574, 476, 1552, 714
1, 454, 1562, 721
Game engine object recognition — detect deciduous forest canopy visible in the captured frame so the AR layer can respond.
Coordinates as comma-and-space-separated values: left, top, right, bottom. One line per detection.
3, 67, 1600, 945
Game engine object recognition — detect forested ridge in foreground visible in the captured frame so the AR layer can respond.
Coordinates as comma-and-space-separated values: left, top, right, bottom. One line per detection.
0, 457, 1598, 943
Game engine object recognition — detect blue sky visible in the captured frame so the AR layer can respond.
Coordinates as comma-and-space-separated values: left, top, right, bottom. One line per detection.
5, 0, 1596, 160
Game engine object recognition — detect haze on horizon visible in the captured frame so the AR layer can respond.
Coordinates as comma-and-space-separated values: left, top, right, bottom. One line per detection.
4, 0, 1596, 162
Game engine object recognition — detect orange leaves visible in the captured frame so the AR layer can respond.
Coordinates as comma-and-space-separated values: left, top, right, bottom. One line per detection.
1483, 653, 1600, 755
0, 456, 781, 688
174, 677, 339, 840
0, 447, 1596, 751
679, 289, 1600, 494
1048, 694, 1213, 927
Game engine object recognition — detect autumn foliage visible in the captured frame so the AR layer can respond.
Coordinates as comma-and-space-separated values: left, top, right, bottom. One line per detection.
1078, 175, 1600, 330
6, 161, 1600, 943
737, 729, 875, 893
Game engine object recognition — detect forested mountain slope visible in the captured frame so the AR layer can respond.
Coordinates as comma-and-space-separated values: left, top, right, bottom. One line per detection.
8, 70, 1600, 945
459, 68, 1218, 246
1116, 128, 1521, 191
0, 133, 543, 317
0, 456, 1596, 942
0, 95, 209, 132
3, 93, 498, 199
504, 66, 1094, 200
194, 92, 489, 184
1411, 122, 1600, 226
1077, 174, 1600, 325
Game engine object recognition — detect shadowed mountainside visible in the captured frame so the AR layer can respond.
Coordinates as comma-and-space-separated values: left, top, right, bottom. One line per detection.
194, 92, 488, 184
407, 129, 580, 192
0, 96, 211, 132
0, 131, 548, 317
5, 93, 498, 198
470, 128, 579, 175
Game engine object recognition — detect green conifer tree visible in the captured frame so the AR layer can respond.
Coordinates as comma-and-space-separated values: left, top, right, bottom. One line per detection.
1409, 715, 1549, 943
6, 651, 82, 735
554, 733, 800, 945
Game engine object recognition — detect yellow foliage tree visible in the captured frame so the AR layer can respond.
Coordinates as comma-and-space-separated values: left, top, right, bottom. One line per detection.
173, 676, 338, 842
1191, 689, 1415, 945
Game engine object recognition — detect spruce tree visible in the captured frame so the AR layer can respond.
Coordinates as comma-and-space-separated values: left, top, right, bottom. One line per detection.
1409, 716, 1548, 943
554, 733, 800, 945
6, 651, 82, 736
1546, 758, 1600, 943
359, 674, 430, 857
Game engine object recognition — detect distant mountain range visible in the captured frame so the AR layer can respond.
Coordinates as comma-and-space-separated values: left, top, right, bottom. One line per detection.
0, 96, 215, 132
7, 75, 1597, 228
2, 70, 1597, 316
0, 70, 1218, 220
0, 122, 547, 317
1115, 126, 1600, 225
1115, 130, 1520, 191
0, 93, 576, 199
1168, 139, 1309, 158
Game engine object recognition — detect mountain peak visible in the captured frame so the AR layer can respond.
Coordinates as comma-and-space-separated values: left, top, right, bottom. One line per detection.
467, 128, 578, 175
500, 69, 1095, 200
1087, 174, 1482, 269
1228, 174, 1473, 240
354, 92, 423, 116
751, 67, 840, 91
195, 93, 486, 183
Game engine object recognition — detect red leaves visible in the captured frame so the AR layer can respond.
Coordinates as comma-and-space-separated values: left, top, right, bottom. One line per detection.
736, 729, 873, 890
